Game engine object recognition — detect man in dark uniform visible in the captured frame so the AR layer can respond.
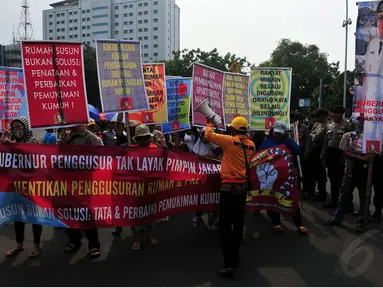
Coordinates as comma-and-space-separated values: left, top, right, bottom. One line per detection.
321, 106, 352, 208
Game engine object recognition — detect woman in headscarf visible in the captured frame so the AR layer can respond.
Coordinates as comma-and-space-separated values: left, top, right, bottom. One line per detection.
1, 117, 43, 258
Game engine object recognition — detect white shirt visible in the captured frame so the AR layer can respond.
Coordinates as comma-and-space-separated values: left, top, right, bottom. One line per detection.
364, 36, 383, 76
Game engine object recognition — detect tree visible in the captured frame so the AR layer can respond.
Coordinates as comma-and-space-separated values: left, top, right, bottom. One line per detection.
259, 39, 340, 109
163, 48, 251, 77
83, 44, 101, 110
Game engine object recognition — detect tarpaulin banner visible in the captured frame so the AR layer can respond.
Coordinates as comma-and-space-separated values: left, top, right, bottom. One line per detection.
161, 78, 191, 134
354, 2, 383, 153
250, 67, 292, 131
21, 41, 89, 129
223, 73, 250, 124
0, 67, 28, 131
0, 144, 298, 228
192, 64, 225, 128
128, 63, 168, 124
96, 39, 148, 113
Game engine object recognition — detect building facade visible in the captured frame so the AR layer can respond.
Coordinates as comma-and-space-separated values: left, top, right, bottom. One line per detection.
0, 44, 22, 68
42, 0, 180, 63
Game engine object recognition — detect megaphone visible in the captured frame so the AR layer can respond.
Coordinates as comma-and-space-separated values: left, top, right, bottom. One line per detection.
194, 99, 222, 127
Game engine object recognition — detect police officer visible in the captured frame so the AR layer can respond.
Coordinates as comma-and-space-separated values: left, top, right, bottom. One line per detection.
321, 106, 352, 208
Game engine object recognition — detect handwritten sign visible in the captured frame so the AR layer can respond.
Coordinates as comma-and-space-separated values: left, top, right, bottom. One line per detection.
162, 78, 191, 134
21, 41, 89, 129
129, 63, 167, 124
250, 67, 291, 130
192, 64, 225, 128
0, 67, 27, 131
96, 39, 148, 113
223, 72, 249, 124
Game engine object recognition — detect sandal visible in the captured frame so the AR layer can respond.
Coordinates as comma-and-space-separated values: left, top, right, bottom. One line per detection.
27, 249, 41, 259
273, 225, 284, 233
64, 243, 82, 254
89, 248, 101, 259
5, 248, 24, 258
132, 241, 141, 251
297, 226, 309, 235
149, 238, 159, 246
161, 216, 170, 222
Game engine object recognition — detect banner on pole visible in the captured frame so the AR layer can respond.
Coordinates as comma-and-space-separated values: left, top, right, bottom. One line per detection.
96, 39, 148, 113
128, 63, 168, 124
354, 2, 383, 153
0, 144, 299, 228
0, 67, 28, 131
223, 73, 250, 124
192, 64, 225, 128
161, 78, 191, 134
250, 67, 292, 131
21, 41, 89, 129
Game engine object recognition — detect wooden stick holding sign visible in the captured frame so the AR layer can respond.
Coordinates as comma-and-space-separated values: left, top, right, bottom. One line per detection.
364, 156, 374, 229
293, 121, 304, 210
125, 112, 132, 146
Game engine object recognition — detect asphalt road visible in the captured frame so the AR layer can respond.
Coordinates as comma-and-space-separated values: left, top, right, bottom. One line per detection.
0, 195, 382, 287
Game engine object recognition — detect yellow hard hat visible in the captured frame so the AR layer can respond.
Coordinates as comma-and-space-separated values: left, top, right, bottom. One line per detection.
228, 116, 248, 132
87, 119, 96, 126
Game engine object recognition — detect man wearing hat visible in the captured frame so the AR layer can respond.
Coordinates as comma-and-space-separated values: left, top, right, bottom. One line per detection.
204, 116, 255, 277
321, 105, 353, 208
87, 120, 103, 146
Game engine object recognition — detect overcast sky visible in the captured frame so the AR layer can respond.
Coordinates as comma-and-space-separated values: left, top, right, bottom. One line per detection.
0, 0, 358, 71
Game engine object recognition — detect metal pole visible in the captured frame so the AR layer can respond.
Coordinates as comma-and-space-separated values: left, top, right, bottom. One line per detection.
343, 0, 350, 113
319, 78, 323, 108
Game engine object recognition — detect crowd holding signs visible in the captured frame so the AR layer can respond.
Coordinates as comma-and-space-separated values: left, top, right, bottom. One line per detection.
0, 39, 298, 230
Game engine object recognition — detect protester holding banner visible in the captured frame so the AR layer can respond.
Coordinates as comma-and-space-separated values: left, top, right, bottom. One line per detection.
130, 124, 159, 250
86, 120, 104, 146
321, 106, 352, 208
58, 125, 102, 259
204, 116, 255, 277
2, 117, 43, 259
260, 121, 308, 234
42, 129, 57, 145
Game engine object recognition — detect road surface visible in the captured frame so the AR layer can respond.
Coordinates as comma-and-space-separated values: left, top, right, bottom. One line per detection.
0, 198, 382, 287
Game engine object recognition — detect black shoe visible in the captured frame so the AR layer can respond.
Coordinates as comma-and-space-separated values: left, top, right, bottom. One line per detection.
324, 201, 338, 209
112, 227, 122, 236
356, 223, 367, 233
217, 268, 236, 277
323, 219, 341, 226
369, 213, 382, 223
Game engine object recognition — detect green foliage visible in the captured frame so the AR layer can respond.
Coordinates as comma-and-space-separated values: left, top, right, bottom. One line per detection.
163, 48, 251, 77
259, 39, 340, 109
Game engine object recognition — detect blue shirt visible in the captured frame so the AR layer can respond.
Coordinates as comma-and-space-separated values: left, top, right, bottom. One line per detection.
42, 132, 56, 144
260, 137, 301, 155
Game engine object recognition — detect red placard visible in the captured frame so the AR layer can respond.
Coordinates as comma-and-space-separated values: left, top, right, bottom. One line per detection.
21, 41, 89, 129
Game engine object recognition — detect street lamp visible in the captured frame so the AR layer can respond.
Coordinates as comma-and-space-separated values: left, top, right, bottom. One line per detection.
342, 0, 352, 113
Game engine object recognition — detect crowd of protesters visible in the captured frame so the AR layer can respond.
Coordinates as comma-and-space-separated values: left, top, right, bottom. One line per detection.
0, 106, 380, 277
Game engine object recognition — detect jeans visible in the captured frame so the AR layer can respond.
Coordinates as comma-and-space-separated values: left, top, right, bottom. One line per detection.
14, 222, 42, 244
66, 228, 100, 250
219, 184, 247, 269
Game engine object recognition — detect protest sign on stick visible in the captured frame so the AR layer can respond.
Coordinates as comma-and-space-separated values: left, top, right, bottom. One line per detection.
128, 63, 167, 124
161, 78, 191, 134
223, 72, 250, 124
0, 67, 28, 131
192, 64, 225, 128
21, 41, 89, 129
96, 39, 148, 113
250, 67, 292, 130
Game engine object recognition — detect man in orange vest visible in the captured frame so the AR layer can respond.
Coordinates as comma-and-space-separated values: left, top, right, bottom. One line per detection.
205, 116, 255, 277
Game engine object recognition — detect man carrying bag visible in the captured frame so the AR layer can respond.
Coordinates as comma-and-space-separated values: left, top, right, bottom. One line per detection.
205, 116, 255, 277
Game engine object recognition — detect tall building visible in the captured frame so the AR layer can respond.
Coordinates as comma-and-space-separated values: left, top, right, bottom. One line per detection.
42, 0, 180, 63
0, 44, 22, 68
